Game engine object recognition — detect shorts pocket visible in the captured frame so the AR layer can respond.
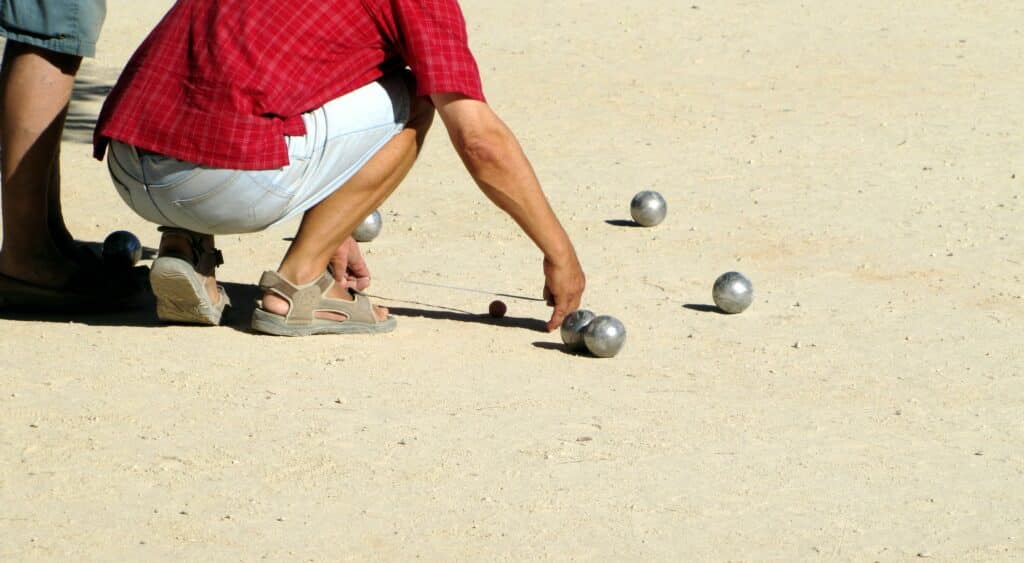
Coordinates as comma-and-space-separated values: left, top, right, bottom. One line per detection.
245, 166, 296, 200
140, 153, 204, 191
163, 169, 290, 234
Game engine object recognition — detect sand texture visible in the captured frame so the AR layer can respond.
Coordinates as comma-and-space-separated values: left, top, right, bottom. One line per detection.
2, 1, 1022, 560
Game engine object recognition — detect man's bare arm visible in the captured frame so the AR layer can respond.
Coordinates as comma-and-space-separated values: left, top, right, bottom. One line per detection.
430, 93, 585, 331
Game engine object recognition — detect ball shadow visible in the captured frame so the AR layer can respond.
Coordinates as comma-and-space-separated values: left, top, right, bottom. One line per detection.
683, 303, 728, 314
531, 341, 594, 357
604, 219, 642, 228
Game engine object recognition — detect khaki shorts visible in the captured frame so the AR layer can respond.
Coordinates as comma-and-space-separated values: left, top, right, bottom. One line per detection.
106, 72, 412, 235
0, 0, 106, 57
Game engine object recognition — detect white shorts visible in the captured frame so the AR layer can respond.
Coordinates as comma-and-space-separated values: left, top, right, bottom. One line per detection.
107, 72, 411, 235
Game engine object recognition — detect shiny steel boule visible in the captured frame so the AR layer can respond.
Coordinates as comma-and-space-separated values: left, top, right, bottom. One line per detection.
582, 315, 627, 358
712, 271, 753, 314
629, 190, 667, 227
560, 309, 596, 351
102, 230, 142, 269
352, 209, 383, 242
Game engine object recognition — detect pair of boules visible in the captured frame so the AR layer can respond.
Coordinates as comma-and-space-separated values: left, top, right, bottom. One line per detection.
628, 191, 755, 314
560, 309, 626, 358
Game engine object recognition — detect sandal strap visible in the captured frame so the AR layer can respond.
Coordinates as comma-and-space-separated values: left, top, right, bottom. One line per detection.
320, 290, 378, 323
157, 227, 224, 276
258, 270, 378, 326
258, 270, 333, 325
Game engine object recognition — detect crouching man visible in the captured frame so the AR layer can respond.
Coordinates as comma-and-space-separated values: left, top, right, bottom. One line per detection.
94, 0, 584, 335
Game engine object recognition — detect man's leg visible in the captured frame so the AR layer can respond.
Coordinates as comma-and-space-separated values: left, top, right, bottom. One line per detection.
261, 96, 435, 319
47, 137, 75, 249
0, 42, 82, 286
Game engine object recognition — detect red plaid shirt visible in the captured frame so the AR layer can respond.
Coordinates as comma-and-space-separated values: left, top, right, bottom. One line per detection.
94, 0, 484, 170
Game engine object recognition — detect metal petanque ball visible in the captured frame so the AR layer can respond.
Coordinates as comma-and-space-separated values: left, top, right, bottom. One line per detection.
629, 190, 667, 227
353, 210, 383, 242
582, 315, 627, 358
102, 230, 142, 269
712, 271, 754, 314
560, 309, 596, 351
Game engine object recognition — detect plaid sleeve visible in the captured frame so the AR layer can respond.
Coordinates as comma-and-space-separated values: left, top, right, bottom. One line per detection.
389, 0, 485, 101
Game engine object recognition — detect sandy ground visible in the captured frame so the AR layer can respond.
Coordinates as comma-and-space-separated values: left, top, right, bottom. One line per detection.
2, 1, 1023, 560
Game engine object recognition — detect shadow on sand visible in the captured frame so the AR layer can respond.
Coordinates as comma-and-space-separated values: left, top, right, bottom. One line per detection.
682, 303, 728, 314
529, 340, 598, 357
0, 279, 555, 333
604, 219, 642, 228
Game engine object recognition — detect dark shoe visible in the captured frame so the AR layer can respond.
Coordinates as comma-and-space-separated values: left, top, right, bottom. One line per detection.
0, 266, 149, 314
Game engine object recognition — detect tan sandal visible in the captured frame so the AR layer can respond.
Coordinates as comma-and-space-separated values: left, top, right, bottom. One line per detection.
149, 227, 230, 325
251, 270, 396, 336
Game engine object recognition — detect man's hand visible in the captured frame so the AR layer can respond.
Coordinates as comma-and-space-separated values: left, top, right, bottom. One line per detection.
430, 93, 587, 331
329, 237, 371, 291
543, 255, 585, 331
